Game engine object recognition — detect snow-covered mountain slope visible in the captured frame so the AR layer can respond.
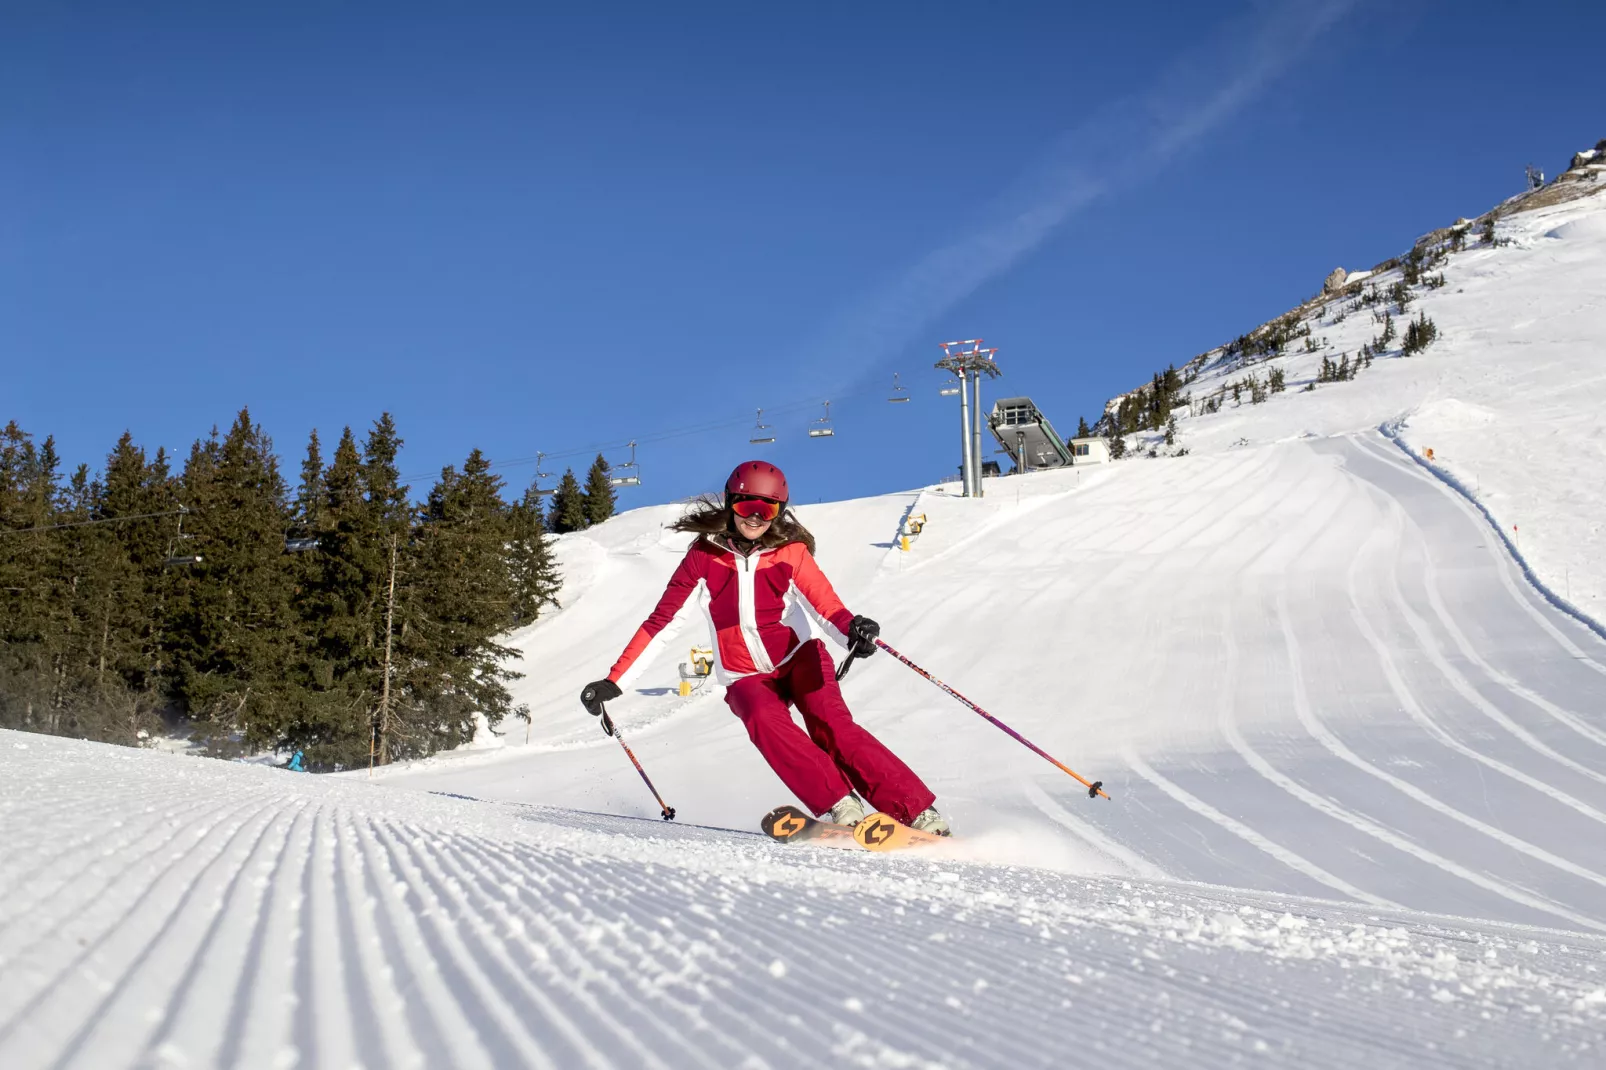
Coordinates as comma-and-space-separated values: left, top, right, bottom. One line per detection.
6, 732, 1605, 1069
1143, 188, 1606, 616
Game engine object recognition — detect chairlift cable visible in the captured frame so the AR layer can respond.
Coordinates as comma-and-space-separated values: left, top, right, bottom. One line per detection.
0, 507, 190, 537
397, 373, 927, 483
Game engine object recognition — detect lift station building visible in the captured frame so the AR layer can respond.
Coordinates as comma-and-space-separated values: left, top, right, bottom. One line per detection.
987, 397, 1076, 472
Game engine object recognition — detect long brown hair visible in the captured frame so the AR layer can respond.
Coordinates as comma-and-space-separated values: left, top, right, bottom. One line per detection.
671, 495, 816, 555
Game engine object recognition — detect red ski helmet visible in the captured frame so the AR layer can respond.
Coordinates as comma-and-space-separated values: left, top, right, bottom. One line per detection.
725, 460, 789, 504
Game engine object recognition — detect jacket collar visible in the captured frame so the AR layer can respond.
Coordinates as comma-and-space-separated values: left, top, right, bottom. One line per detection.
705, 532, 777, 560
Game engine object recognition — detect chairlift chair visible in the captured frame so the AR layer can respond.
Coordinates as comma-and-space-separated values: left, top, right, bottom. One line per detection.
608, 440, 642, 487
808, 401, 836, 439
284, 537, 319, 553
162, 506, 202, 567
888, 372, 911, 403
749, 409, 775, 445
939, 377, 961, 397
532, 452, 556, 497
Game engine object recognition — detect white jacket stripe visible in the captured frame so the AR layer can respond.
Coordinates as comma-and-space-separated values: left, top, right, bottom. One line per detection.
734, 552, 775, 673
614, 578, 707, 689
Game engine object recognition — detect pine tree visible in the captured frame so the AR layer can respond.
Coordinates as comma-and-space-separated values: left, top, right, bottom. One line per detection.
508, 476, 561, 627
582, 453, 617, 527
391, 450, 523, 760
295, 426, 389, 767
1402, 311, 1439, 355
362, 413, 411, 542
166, 409, 297, 754
1164, 416, 1177, 446
81, 433, 177, 740
0, 424, 62, 733
1077, 416, 1091, 439
548, 468, 588, 533
293, 430, 326, 536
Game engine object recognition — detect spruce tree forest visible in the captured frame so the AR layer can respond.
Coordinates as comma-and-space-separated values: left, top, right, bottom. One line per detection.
0, 410, 615, 771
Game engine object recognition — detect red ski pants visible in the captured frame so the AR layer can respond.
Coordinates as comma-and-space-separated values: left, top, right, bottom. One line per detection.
724, 639, 935, 823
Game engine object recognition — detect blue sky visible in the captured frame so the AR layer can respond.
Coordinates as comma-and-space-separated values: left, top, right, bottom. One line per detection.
8, 1, 1604, 507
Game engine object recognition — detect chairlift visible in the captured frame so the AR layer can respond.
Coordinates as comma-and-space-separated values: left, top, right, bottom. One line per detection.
162, 506, 202, 568
749, 409, 775, 445
939, 377, 961, 397
284, 537, 319, 553
608, 440, 642, 487
808, 401, 835, 439
888, 373, 911, 403
534, 455, 556, 497
532, 452, 556, 498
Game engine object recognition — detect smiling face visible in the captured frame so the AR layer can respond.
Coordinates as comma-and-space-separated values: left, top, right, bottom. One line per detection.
735, 509, 774, 539
729, 495, 782, 541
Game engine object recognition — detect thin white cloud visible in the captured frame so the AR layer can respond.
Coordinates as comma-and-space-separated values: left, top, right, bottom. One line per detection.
811, 0, 1363, 376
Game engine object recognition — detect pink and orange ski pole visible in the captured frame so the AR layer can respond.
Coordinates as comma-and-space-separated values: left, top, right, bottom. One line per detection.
599, 709, 677, 820
842, 638, 1109, 800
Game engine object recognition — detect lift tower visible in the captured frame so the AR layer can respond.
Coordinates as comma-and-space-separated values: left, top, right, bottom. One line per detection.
935, 340, 1002, 497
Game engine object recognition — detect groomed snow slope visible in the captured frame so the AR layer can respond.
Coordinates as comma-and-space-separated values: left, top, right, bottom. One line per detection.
5, 732, 1605, 1069
390, 432, 1606, 934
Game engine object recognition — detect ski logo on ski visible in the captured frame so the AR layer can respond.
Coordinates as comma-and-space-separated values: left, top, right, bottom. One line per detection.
857, 815, 897, 847
852, 811, 945, 852
761, 804, 859, 849
768, 809, 807, 839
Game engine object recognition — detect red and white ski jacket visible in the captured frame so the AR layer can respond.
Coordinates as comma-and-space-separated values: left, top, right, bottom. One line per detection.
608, 536, 856, 687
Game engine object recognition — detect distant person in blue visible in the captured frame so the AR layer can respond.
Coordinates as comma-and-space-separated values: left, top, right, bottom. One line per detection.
287, 750, 305, 772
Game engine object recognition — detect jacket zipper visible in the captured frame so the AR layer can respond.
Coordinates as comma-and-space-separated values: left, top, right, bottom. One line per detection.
732, 546, 775, 673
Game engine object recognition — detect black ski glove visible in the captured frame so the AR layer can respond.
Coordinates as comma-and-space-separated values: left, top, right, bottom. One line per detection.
580, 679, 622, 717
848, 615, 880, 658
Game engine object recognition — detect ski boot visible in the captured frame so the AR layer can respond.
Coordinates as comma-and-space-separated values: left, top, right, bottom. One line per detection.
826, 794, 868, 827
909, 806, 951, 837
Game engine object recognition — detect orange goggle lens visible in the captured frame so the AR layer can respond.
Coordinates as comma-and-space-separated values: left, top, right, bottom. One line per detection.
731, 497, 782, 521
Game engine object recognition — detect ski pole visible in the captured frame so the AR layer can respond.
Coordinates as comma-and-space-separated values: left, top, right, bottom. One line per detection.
872, 638, 1110, 800
599, 708, 677, 820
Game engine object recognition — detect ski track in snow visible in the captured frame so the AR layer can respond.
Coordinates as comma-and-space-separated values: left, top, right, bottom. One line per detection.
5, 733, 1606, 1069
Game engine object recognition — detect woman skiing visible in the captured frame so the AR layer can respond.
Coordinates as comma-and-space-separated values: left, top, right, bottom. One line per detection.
580, 460, 949, 835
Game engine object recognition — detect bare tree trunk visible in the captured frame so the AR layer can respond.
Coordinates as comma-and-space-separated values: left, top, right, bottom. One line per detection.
99, 595, 112, 692
376, 535, 398, 766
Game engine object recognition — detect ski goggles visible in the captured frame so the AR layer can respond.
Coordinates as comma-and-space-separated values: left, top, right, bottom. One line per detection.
730, 495, 783, 521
